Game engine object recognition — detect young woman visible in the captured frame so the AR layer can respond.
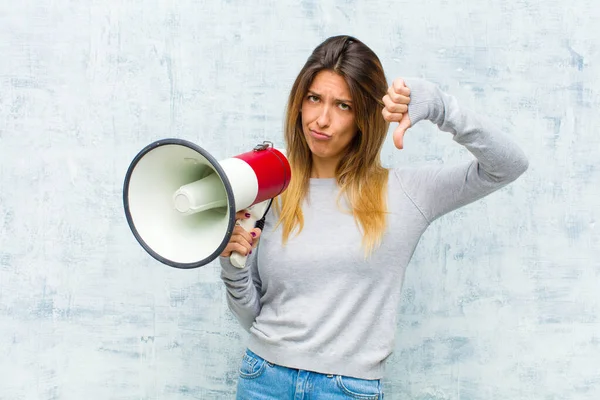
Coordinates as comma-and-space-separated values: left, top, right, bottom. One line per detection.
219, 35, 528, 399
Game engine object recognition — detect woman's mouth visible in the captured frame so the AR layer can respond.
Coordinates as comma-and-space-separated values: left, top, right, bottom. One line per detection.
310, 130, 331, 140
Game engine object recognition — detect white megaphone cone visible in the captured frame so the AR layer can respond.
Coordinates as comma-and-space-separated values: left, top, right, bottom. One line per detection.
123, 138, 290, 269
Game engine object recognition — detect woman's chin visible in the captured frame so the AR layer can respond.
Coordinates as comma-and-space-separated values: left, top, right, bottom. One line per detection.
308, 144, 344, 163
309, 149, 330, 160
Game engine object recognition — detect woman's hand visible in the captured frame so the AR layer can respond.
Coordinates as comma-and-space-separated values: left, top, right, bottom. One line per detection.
382, 78, 412, 149
220, 210, 262, 257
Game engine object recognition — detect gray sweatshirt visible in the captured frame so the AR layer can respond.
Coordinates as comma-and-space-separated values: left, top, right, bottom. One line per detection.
219, 78, 529, 380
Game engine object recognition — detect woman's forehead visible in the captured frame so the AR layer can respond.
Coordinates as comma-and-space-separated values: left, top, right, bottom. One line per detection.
308, 70, 352, 100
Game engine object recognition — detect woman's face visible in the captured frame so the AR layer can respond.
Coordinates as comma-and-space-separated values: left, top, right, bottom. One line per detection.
301, 70, 358, 164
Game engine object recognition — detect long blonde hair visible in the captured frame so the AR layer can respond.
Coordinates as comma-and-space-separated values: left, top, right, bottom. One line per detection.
275, 35, 390, 255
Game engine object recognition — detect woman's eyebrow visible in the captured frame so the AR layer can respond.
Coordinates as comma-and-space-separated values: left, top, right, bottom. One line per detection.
307, 89, 352, 103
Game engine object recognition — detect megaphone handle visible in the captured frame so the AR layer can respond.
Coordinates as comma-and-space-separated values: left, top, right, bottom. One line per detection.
229, 200, 271, 269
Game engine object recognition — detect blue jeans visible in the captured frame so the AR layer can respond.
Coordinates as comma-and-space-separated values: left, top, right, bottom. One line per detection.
236, 349, 384, 399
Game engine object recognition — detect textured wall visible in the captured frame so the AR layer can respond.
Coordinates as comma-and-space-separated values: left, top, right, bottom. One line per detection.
1, 0, 599, 399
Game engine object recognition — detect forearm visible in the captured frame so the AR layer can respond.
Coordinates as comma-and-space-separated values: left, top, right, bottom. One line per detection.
406, 78, 529, 183
399, 79, 529, 221
220, 256, 262, 331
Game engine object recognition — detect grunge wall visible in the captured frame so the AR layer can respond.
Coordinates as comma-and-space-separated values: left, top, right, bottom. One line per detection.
1, 1, 598, 399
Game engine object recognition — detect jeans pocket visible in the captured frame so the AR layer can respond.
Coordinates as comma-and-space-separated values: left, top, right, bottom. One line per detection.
239, 349, 267, 379
335, 375, 382, 399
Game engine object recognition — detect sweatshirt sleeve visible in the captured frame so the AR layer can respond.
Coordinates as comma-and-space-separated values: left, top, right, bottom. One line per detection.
219, 253, 262, 331
394, 78, 529, 223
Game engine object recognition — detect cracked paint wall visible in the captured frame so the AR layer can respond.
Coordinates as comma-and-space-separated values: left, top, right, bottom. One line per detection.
1, 1, 599, 399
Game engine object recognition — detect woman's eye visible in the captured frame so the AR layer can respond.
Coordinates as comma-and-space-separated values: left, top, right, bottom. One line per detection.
339, 103, 350, 111
307, 95, 319, 103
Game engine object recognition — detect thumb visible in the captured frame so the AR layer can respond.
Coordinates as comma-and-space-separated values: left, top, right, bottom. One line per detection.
392, 114, 412, 149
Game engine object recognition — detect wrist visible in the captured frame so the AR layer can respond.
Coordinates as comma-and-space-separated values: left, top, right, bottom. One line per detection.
404, 78, 445, 126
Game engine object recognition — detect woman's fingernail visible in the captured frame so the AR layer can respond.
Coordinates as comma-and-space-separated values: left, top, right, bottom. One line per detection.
251, 232, 256, 237
249, 250, 252, 254
245, 213, 251, 218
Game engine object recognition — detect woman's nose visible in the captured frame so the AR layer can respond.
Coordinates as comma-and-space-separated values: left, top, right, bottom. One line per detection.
316, 105, 331, 128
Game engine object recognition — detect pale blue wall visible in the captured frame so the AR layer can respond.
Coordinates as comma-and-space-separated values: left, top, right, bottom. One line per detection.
1, 1, 599, 399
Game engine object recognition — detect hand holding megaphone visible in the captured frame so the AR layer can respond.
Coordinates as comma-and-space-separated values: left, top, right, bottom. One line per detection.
123, 139, 290, 269
219, 209, 264, 265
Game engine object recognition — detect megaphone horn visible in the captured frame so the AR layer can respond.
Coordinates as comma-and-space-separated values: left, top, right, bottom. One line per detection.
123, 138, 291, 269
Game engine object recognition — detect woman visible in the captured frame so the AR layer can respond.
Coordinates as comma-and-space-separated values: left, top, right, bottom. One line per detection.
219, 35, 528, 399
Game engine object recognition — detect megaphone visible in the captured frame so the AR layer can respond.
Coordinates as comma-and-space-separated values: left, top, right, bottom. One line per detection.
123, 138, 290, 269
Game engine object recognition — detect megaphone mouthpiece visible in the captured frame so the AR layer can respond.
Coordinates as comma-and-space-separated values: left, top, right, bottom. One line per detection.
172, 173, 227, 214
